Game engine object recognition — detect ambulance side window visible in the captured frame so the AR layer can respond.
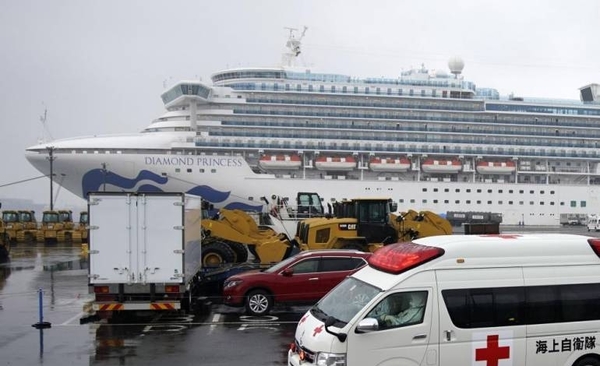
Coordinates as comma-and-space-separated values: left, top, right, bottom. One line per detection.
442, 287, 525, 328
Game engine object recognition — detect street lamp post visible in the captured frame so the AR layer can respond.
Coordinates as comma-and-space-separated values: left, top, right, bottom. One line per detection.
46, 146, 55, 211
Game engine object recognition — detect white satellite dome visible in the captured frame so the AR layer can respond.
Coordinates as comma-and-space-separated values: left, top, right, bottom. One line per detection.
448, 56, 465, 76
435, 69, 448, 78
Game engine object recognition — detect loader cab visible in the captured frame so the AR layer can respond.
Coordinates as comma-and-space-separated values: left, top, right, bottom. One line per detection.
296, 192, 324, 218
355, 198, 398, 245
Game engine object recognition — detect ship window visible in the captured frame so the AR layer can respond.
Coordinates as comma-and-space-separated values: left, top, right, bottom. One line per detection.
466, 189, 471, 193
498, 201, 503, 205
354, 87, 358, 93
421, 90, 426, 96
509, 201, 513, 205
387, 88, 392, 95
376, 87, 380, 94
488, 189, 492, 193
399, 199, 404, 203
319, 85, 324, 92
509, 190, 513, 194
211, 169, 217, 173
297, 84, 302, 91
285, 84, 290, 90
540, 202, 544, 205
560, 202, 565, 206
571, 201, 577, 207
530, 190, 535, 194
444, 188, 449, 193
187, 168, 192, 173
434, 188, 438, 192
422, 188, 428, 192
487, 201, 492, 204
455, 200, 460, 204
365, 87, 370, 94
477, 200, 481, 204
550, 202, 555, 206
519, 190, 524, 194
466, 200, 471, 204
581, 201, 587, 208
477, 189, 482, 193
540, 190, 545, 194
422, 199, 427, 204
530, 201, 535, 205
433, 200, 438, 204
309, 85, 313, 91
519, 201, 524, 205
498, 190, 503, 194
331, 86, 335, 92
455, 189, 460, 193
398, 89, 403, 95
199, 169, 205, 173
444, 200, 449, 204
175, 168, 181, 173
410, 199, 415, 203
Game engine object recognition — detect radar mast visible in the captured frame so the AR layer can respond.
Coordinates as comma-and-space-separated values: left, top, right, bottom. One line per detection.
282, 26, 308, 67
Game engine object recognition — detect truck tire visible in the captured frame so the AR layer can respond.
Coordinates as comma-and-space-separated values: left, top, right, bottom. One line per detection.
202, 242, 236, 266
574, 357, 600, 366
245, 289, 273, 316
227, 242, 249, 263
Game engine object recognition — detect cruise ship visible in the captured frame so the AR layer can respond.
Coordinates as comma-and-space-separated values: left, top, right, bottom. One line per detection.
25, 28, 600, 225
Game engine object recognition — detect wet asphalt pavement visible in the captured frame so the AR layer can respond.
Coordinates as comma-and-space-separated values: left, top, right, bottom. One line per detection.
0, 225, 596, 366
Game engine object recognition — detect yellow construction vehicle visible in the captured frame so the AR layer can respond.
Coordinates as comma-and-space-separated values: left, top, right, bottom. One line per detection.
201, 208, 294, 266
37, 210, 76, 244
1, 210, 38, 243
200, 194, 452, 266
72, 211, 88, 244
294, 198, 453, 252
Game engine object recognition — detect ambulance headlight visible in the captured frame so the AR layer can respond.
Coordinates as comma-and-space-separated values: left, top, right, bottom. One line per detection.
316, 352, 346, 366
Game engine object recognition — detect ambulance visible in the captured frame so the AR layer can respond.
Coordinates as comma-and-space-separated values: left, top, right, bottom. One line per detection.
288, 234, 600, 366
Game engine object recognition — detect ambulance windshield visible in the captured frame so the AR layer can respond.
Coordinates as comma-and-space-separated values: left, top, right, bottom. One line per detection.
311, 277, 380, 324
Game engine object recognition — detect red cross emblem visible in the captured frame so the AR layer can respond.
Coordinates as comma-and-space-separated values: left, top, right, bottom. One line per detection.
481, 234, 521, 239
476, 334, 510, 366
312, 325, 324, 337
299, 314, 308, 324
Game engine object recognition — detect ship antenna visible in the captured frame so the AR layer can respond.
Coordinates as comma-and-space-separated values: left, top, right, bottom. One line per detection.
282, 26, 308, 67
38, 106, 54, 144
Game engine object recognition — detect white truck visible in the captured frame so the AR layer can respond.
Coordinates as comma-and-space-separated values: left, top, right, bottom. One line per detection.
88, 192, 203, 315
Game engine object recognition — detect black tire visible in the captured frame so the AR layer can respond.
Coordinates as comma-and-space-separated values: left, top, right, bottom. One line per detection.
202, 242, 236, 266
574, 357, 600, 366
226, 242, 249, 263
245, 289, 273, 316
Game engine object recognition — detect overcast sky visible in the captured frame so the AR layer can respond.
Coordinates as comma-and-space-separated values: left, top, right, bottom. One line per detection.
1, 0, 599, 209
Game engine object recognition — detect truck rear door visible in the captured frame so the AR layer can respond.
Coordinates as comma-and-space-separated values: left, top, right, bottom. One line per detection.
138, 194, 183, 284
89, 194, 134, 284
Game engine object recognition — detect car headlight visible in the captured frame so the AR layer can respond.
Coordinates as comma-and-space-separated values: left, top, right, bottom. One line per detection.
223, 279, 243, 289
316, 352, 346, 366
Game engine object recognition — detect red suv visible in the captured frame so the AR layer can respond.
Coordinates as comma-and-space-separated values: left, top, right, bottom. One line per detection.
222, 249, 371, 316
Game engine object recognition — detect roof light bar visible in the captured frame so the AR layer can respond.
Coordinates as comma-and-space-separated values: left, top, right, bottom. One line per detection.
369, 242, 444, 274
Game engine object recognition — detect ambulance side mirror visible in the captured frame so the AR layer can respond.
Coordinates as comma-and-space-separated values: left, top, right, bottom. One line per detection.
355, 318, 379, 333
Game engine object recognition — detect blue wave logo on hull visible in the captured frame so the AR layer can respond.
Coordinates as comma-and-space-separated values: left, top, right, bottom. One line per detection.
81, 169, 262, 210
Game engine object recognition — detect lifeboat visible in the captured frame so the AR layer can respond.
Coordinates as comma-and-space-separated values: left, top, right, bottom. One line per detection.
258, 154, 302, 169
314, 156, 356, 171
369, 157, 411, 172
476, 161, 516, 174
421, 159, 462, 173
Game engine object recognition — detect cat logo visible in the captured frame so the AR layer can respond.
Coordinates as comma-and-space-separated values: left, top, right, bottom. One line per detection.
338, 223, 357, 230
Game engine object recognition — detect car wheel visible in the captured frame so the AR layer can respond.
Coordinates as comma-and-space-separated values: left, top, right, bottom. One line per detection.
245, 289, 272, 316
573, 356, 600, 366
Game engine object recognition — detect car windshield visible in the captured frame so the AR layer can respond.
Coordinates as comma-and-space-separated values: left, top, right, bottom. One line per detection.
263, 254, 299, 273
310, 277, 380, 324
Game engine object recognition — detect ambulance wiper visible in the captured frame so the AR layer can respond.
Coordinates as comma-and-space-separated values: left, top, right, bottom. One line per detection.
310, 306, 327, 321
324, 316, 347, 343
